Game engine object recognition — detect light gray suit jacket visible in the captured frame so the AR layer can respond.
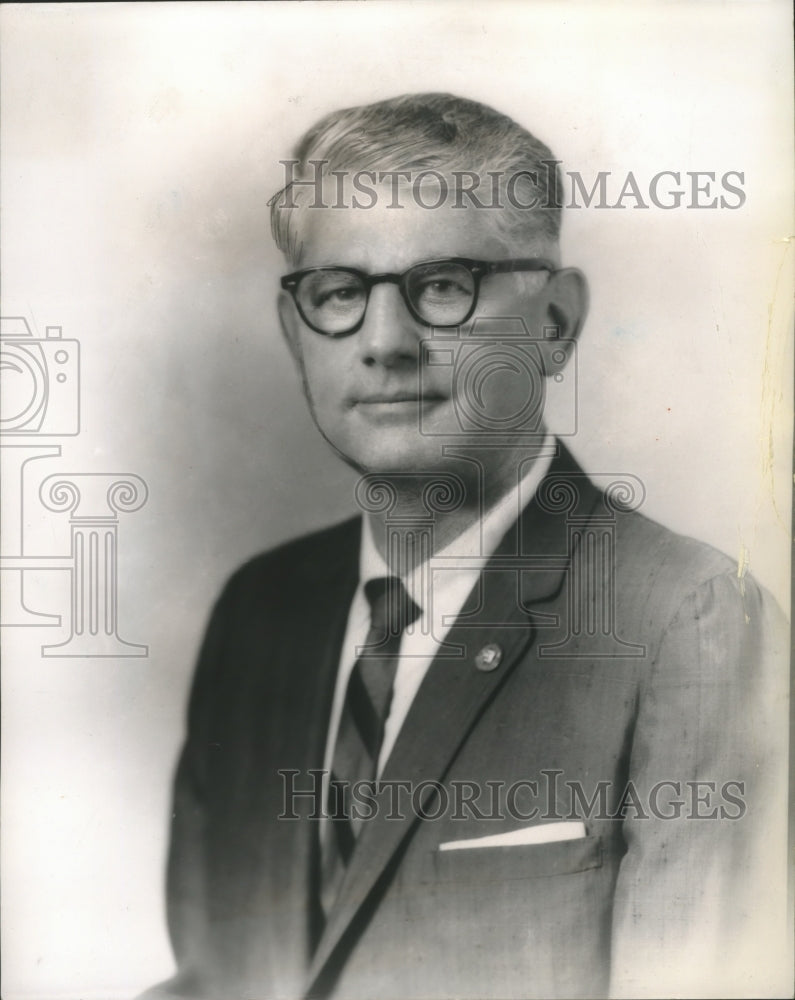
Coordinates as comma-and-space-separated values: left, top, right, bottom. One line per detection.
143, 447, 789, 999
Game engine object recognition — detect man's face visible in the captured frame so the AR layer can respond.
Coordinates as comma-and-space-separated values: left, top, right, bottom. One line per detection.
278, 181, 579, 477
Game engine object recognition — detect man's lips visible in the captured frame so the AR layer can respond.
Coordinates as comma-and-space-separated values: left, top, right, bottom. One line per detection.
354, 392, 447, 405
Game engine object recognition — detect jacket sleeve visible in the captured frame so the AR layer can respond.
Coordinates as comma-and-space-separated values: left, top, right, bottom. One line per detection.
138, 579, 237, 1000
608, 570, 790, 998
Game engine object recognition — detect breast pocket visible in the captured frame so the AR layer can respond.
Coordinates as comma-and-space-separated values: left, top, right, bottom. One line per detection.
428, 834, 603, 885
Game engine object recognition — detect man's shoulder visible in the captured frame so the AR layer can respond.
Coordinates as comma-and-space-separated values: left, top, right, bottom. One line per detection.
617, 505, 735, 587
222, 514, 362, 599
612, 503, 778, 635
548, 447, 749, 616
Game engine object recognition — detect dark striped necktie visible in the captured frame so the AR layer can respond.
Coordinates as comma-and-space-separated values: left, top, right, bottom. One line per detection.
320, 575, 420, 916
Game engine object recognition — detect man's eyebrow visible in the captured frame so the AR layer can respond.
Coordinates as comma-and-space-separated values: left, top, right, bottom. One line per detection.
290, 251, 492, 273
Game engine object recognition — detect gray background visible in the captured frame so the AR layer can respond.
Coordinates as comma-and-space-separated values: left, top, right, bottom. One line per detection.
1, 3, 792, 997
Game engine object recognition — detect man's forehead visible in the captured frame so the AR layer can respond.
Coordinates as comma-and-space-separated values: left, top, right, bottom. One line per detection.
292, 177, 524, 270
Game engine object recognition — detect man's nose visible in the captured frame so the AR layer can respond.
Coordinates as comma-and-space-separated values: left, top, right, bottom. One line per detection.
357, 283, 421, 366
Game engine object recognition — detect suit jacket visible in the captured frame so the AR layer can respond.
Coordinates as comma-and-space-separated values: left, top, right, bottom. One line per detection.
146, 447, 788, 1000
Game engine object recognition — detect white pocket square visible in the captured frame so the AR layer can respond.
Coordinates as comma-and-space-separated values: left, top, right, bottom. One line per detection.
438, 821, 587, 851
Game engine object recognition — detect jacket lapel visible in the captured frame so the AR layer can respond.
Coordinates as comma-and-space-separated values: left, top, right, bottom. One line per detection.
305, 445, 601, 993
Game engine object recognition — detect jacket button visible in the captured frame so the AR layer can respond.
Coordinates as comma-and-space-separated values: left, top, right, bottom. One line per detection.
475, 642, 503, 672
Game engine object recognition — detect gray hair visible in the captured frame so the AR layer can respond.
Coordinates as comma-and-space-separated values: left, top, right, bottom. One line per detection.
269, 92, 563, 262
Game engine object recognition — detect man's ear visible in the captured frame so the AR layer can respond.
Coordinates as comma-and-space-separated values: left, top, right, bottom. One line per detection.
537, 267, 589, 375
278, 290, 303, 364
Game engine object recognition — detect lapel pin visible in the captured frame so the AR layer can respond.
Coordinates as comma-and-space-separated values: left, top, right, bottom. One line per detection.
475, 642, 503, 672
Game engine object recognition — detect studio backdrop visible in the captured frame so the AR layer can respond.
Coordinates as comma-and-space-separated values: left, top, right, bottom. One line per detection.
1, 3, 792, 998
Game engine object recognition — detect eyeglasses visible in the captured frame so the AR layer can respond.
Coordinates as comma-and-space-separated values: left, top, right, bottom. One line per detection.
280, 257, 556, 337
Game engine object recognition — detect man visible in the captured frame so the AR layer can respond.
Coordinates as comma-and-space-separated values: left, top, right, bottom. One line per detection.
144, 94, 788, 999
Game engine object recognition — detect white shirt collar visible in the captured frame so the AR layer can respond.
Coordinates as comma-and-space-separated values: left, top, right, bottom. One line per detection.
357, 434, 556, 606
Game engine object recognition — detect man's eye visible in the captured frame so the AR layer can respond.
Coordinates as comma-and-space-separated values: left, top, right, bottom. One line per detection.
417, 277, 470, 298
315, 286, 359, 305
305, 279, 365, 310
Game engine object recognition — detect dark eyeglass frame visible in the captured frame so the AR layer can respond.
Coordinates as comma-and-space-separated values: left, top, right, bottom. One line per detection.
280, 257, 557, 336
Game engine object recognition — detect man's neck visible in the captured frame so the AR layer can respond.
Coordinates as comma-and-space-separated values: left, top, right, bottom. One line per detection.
364, 440, 551, 574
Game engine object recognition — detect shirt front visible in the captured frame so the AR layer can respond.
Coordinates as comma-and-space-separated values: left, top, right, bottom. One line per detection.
322, 438, 556, 793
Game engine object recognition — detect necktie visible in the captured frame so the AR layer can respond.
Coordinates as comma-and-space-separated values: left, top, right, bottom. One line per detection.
320, 575, 420, 915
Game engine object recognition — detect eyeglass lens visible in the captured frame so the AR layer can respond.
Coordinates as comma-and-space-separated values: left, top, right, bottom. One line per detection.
295, 261, 477, 334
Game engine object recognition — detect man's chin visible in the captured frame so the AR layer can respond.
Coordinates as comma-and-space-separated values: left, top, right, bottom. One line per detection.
329, 438, 457, 479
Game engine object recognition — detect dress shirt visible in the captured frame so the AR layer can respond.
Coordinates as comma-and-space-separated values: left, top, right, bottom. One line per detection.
321, 438, 556, 794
